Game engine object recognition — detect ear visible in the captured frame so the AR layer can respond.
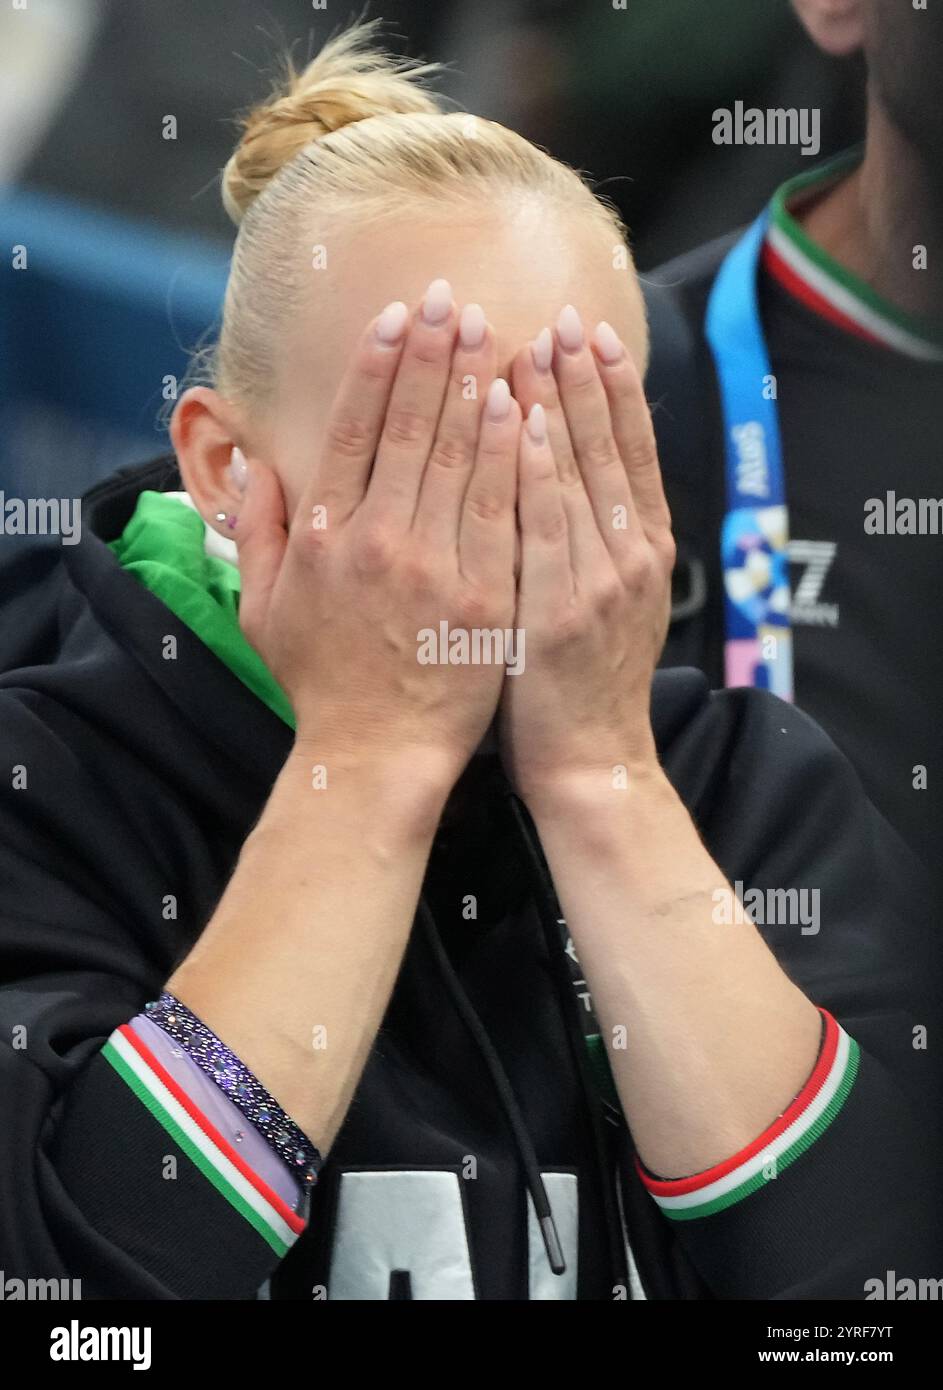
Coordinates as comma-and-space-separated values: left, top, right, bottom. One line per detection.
170, 387, 249, 540
792, 0, 865, 57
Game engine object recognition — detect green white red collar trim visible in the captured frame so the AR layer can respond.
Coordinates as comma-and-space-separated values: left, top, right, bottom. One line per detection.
764, 151, 943, 363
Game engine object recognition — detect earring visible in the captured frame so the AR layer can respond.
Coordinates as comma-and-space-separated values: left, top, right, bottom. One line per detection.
215, 511, 238, 530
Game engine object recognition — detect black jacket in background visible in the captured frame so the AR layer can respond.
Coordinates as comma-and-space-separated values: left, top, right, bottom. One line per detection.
0, 458, 939, 1300
644, 235, 943, 892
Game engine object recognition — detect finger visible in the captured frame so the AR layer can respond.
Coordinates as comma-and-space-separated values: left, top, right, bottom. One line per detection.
510, 328, 580, 486
233, 458, 288, 648
413, 303, 497, 550
458, 378, 520, 592
363, 277, 457, 529
300, 299, 409, 527
511, 332, 610, 581
517, 403, 574, 603
591, 321, 673, 544
551, 306, 642, 558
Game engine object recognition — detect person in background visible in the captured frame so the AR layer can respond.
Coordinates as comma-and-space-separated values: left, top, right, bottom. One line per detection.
648, 0, 943, 891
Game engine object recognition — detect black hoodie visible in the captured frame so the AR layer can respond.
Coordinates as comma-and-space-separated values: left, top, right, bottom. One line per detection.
0, 457, 939, 1301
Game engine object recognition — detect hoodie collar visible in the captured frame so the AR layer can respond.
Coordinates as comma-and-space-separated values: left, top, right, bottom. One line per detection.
63, 457, 295, 792
107, 486, 295, 729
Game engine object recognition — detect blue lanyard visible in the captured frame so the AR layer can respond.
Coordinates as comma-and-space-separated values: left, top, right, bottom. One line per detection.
705, 210, 793, 701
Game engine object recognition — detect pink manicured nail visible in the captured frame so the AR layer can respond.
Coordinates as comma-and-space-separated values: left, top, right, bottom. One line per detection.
556, 305, 584, 352
530, 327, 553, 373
526, 402, 547, 444
486, 377, 511, 421
459, 303, 486, 350
593, 321, 624, 364
422, 278, 453, 325
375, 301, 409, 344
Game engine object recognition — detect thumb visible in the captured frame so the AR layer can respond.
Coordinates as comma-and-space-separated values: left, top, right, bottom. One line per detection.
232, 454, 288, 647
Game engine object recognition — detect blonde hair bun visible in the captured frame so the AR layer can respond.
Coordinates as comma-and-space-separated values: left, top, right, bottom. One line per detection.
222, 19, 443, 225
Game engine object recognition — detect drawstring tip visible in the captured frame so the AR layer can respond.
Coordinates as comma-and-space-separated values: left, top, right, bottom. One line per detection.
539, 1214, 566, 1276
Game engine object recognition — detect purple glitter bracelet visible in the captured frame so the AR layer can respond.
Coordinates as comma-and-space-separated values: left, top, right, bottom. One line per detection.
144, 993, 321, 1190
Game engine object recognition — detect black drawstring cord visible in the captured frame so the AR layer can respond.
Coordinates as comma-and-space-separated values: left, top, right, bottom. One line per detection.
417, 898, 566, 1276
506, 793, 632, 1297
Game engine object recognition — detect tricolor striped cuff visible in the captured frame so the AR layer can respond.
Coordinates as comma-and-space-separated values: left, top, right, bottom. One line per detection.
102, 1023, 307, 1258
638, 1010, 860, 1221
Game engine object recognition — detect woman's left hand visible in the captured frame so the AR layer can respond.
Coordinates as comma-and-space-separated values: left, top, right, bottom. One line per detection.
499, 309, 676, 810
501, 314, 825, 1192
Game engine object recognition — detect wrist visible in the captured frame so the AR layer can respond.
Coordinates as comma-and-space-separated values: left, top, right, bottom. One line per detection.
529, 762, 724, 920
278, 733, 456, 841
522, 753, 673, 829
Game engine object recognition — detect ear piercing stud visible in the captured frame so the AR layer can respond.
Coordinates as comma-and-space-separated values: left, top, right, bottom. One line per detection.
215, 447, 248, 531
214, 448, 247, 531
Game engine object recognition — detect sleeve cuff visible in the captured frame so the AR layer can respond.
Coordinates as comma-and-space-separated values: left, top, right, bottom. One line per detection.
636, 1009, 859, 1221
127, 1014, 303, 1213
102, 1023, 307, 1260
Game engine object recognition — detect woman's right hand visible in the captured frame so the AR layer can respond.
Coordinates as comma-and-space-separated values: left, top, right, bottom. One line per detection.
234, 281, 521, 791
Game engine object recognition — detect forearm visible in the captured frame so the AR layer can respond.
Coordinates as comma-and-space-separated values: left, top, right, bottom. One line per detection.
529, 764, 821, 1178
167, 741, 449, 1149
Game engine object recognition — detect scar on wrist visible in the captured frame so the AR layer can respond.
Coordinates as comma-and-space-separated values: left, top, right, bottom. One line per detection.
641, 887, 716, 920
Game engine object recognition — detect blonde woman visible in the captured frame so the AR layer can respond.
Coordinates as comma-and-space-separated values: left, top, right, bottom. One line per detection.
0, 22, 937, 1301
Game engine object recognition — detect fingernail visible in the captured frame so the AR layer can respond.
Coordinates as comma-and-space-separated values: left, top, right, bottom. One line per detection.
459, 303, 486, 351
226, 446, 248, 494
526, 402, 547, 444
530, 327, 553, 373
422, 278, 453, 325
556, 304, 584, 352
486, 377, 511, 421
375, 300, 409, 345
593, 321, 624, 364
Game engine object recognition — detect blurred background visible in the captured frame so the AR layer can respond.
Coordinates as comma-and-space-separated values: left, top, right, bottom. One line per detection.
0, 0, 866, 500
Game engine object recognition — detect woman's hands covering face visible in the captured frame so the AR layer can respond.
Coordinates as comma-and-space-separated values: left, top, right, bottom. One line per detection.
234, 284, 675, 805
234, 280, 520, 791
